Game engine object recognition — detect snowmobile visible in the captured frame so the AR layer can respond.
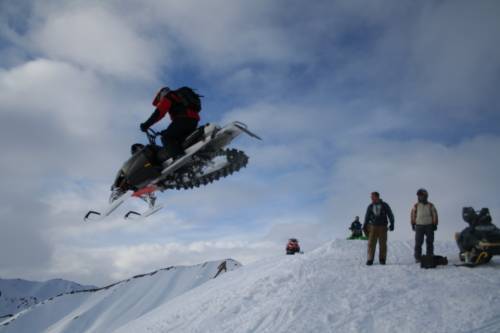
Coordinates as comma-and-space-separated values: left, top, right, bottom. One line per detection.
455, 207, 500, 267
84, 121, 261, 221
347, 220, 367, 240
347, 231, 367, 240
286, 238, 301, 255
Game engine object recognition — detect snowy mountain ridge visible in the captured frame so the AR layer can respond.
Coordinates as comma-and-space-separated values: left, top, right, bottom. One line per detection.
0, 278, 95, 319
0, 259, 241, 333
119, 240, 500, 333
1, 240, 500, 333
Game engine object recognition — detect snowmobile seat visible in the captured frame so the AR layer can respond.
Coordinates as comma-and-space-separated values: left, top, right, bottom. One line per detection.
182, 124, 207, 150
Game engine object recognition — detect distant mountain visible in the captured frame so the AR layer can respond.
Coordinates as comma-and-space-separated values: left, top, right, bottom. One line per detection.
0, 259, 241, 333
0, 278, 95, 319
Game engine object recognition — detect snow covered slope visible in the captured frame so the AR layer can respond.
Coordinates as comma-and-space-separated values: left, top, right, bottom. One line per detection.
0, 278, 94, 319
118, 240, 500, 333
0, 260, 240, 333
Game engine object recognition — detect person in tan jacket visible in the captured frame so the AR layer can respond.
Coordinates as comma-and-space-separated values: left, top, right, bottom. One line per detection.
411, 188, 438, 263
363, 192, 395, 265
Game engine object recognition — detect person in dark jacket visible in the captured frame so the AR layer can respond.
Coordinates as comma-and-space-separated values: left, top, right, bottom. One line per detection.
140, 87, 200, 160
363, 191, 395, 265
349, 216, 363, 239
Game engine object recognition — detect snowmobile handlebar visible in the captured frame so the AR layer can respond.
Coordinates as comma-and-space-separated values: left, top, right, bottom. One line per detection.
146, 128, 160, 145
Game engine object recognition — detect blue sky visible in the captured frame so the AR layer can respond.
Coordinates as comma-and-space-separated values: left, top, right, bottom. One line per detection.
1, 0, 500, 285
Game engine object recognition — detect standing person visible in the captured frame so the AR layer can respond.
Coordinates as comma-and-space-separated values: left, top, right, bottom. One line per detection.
411, 188, 438, 263
363, 192, 395, 265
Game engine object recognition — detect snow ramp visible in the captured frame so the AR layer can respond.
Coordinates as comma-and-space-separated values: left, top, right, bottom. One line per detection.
117, 240, 500, 333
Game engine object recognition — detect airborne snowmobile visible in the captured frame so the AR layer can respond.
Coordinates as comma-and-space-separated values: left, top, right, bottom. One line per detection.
84, 122, 261, 221
455, 207, 500, 267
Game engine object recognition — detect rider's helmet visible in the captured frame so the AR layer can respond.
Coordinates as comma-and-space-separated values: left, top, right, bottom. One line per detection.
416, 188, 428, 197
152, 87, 171, 107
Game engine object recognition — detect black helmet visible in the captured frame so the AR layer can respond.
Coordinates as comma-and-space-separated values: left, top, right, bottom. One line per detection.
416, 188, 428, 196
152, 86, 171, 106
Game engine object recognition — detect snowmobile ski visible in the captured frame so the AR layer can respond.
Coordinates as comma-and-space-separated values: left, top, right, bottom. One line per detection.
84, 191, 134, 221
454, 263, 479, 268
124, 204, 165, 220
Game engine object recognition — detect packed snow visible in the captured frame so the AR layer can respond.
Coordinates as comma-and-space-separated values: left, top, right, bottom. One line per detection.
0, 278, 94, 318
118, 240, 500, 333
2, 240, 500, 333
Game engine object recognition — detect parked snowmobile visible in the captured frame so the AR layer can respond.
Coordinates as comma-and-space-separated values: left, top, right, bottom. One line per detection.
84, 122, 261, 221
286, 238, 301, 255
455, 207, 500, 266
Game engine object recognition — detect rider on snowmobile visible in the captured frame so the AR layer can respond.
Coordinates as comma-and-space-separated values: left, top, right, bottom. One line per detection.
349, 216, 363, 239
140, 87, 201, 160
286, 238, 301, 255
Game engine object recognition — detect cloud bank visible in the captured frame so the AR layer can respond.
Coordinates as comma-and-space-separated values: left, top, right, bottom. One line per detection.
0, 0, 499, 285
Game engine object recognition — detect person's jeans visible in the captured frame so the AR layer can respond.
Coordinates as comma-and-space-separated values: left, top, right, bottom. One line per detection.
415, 224, 434, 259
161, 118, 198, 158
367, 225, 388, 261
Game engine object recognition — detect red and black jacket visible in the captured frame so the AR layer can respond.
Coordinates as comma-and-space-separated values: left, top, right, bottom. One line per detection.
143, 91, 200, 128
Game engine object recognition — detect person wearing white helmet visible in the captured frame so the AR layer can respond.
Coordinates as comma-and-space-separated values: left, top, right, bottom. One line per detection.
411, 188, 439, 263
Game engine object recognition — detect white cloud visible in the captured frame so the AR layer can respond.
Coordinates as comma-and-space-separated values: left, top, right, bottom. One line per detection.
28, 5, 165, 80
141, 0, 304, 72
407, 1, 500, 115
0, 59, 108, 136
1, 0, 499, 286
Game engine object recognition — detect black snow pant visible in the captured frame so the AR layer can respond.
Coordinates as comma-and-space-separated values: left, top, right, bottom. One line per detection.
161, 118, 198, 158
415, 224, 434, 259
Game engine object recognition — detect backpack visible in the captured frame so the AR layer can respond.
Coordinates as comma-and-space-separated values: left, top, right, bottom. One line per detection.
173, 87, 202, 112
420, 255, 448, 269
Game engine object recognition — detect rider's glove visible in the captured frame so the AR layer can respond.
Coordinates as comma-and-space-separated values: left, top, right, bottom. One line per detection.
389, 224, 394, 232
433, 224, 437, 231
412, 224, 416, 231
140, 123, 149, 132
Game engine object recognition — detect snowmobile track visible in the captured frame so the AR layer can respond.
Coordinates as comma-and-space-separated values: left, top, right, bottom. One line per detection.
165, 148, 248, 191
